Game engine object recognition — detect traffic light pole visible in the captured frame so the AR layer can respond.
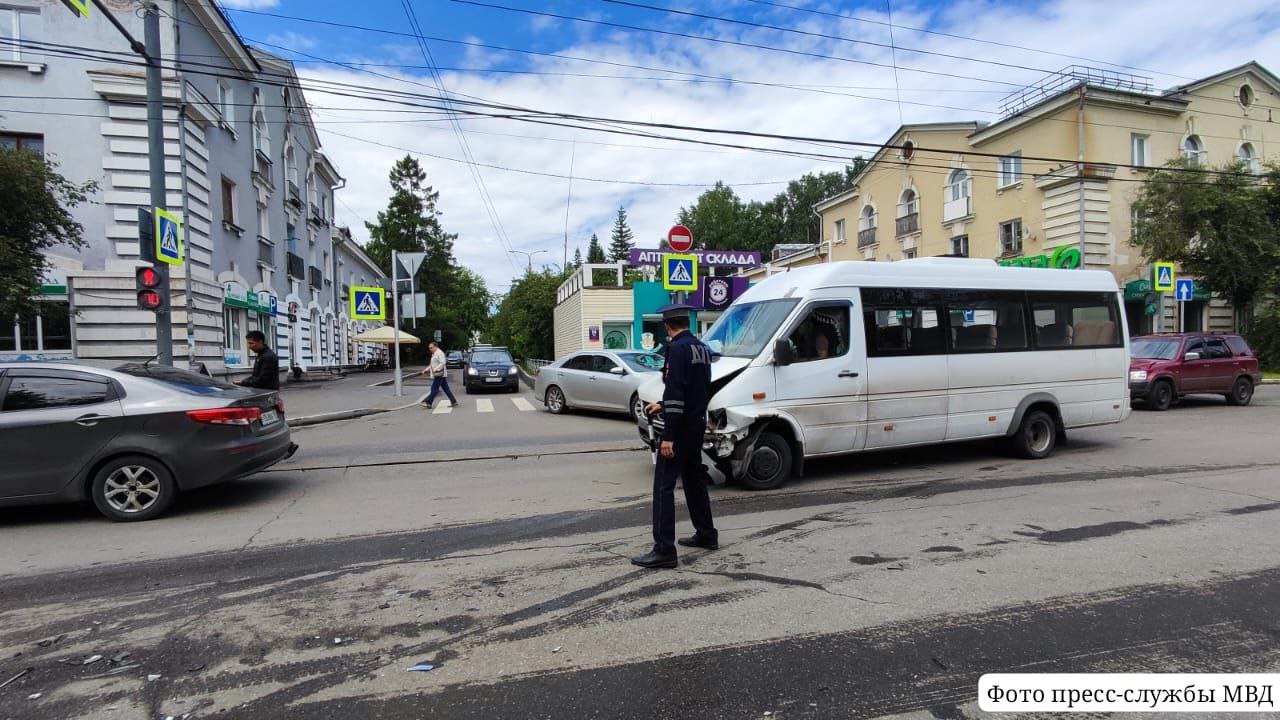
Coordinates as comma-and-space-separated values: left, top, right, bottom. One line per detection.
143, 2, 172, 365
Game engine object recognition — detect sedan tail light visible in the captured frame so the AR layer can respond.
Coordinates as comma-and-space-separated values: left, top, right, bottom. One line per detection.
187, 407, 263, 426
275, 395, 285, 414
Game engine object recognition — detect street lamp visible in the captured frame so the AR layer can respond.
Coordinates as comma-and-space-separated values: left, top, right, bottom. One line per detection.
509, 249, 548, 273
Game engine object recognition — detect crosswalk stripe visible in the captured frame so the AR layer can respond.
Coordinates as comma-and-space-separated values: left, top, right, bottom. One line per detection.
511, 397, 536, 412
432, 403, 453, 415
476, 399, 494, 413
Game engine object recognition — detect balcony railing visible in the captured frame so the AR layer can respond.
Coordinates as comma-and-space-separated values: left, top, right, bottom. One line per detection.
257, 236, 274, 267
309, 265, 323, 290
252, 151, 273, 188
857, 227, 878, 248
286, 251, 305, 279
895, 213, 920, 237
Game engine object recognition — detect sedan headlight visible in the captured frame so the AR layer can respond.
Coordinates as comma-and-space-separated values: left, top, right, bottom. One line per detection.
1129, 369, 1148, 382
507, 366, 518, 375
467, 367, 477, 376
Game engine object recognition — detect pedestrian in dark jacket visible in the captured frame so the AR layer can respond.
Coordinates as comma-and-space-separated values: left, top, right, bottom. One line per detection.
237, 330, 280, 390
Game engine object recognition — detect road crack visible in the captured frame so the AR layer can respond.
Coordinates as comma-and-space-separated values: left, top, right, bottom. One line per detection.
239, 485, 309, 552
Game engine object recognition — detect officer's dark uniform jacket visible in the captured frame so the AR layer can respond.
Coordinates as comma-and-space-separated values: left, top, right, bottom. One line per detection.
661, 331, 712, 441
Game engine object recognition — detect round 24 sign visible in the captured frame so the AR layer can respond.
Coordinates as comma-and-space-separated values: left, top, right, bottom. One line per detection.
667, 225, 693, 253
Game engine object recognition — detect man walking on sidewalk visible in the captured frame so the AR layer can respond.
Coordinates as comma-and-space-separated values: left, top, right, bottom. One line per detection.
421, 341, 459, 410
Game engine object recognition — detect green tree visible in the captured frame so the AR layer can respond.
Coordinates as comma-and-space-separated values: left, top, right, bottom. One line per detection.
489, 268, 566, 360
572, 247, 583, 268
1131, 159, 1280, 332
0, 148, 94, 321
585, 233, 606, 263
676, 182, 765, 251
607, 206, 635, 261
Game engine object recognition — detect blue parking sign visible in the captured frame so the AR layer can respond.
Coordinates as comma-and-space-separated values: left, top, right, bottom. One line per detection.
154, 208, 183, 266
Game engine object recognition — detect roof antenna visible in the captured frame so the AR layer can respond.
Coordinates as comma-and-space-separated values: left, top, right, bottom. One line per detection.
142, 353, 158, 368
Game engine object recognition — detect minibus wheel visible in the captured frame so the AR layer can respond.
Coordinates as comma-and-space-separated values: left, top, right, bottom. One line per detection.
739, 431, 792, 490
1010, 409, 1056, 460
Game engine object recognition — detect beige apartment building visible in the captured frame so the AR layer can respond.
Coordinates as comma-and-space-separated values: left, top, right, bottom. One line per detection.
769, 62, 1277, 336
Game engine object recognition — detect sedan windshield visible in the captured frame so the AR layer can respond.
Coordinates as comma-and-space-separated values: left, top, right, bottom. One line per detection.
471, 351, 513, 364
1131, 339, 1181, 360
701, 299, 800, 358
618, 353, 664, 372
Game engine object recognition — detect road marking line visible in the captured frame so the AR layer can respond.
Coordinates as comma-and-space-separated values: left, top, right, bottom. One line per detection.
432, 403, 453, 415
512, 397, 536, 412
476, 399, 494, 413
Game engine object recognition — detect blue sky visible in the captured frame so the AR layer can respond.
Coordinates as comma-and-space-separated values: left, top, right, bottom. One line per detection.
211, 0, 1280, 291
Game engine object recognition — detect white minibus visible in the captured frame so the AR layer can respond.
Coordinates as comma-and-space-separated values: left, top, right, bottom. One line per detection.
637, 258, 1131, 489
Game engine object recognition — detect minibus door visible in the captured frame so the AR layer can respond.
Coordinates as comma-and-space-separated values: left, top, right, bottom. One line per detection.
772, 298, 867, 455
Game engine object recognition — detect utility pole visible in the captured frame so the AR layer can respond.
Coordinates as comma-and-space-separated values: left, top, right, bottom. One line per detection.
143, 1, 171, 364
392, 249, 403, 397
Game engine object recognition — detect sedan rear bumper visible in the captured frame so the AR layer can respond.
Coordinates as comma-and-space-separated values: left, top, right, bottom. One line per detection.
172, 423, 296, 490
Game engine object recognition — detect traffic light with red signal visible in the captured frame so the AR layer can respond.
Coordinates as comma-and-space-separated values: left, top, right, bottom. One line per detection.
136, 265, 166, 311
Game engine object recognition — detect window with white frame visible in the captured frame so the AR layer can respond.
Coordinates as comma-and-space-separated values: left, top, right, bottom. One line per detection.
998, 152, 1022, 187
218, 81, 234, 125
999, 218, 1023, 255
1131, 134, 1150, 167
0, 7, 39, 63
897, 188, 918, 217
1239, 142, 1259, 174
951, 235, 969, 257
1182, 135, 1205, 165
257, 203, 269, 240
285, 145, 299, 194
252, 101, 269, 157
858, 204, 877, 231
307, 168, 318, 211
946, 169, 971, 201
834, 219, 846, 243
223, 307, 244, 355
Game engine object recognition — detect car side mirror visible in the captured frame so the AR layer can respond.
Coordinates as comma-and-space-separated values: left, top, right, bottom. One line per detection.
610, 366, 626, 375
774, 339, 795, 367
1183, 351, 1201, 362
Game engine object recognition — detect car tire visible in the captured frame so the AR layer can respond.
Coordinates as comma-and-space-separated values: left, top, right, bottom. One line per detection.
545, 385, 567, 414
738, 431, 792, 491
1009, 409, 1057, 460
90, 455, 177, 522
1147, 380, 1174, 411
1225, 377, 1254, 406
629, 393, 643, 421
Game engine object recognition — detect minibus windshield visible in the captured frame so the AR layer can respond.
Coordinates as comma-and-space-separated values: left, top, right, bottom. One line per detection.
701, 299, 800, 358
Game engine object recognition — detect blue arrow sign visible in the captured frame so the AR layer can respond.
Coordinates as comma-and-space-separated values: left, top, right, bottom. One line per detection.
1175, 278, 1194, 302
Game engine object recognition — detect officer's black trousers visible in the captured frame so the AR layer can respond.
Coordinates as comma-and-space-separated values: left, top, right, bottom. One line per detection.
652, 423, 717, 556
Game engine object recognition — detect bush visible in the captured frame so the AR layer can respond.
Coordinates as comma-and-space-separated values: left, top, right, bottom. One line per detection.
1246, 304, 1280, 371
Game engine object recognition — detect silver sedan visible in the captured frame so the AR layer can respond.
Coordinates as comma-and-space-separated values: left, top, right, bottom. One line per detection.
535, 350, 664, 419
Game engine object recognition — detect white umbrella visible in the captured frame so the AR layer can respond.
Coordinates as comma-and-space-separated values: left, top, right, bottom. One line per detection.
353, 325, 421, 344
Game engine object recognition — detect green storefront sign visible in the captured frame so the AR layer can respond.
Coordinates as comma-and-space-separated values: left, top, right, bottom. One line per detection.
998, 246, 1082, 270
223, 284, 271, 314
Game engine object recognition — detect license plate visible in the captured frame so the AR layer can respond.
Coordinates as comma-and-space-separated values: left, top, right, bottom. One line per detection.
260, 410, 280, 426
485, 377, 503, 383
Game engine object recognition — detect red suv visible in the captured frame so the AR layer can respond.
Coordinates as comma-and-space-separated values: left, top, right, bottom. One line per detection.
1129, 333, 1261, 410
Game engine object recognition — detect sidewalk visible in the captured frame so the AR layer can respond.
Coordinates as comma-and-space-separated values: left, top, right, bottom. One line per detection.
280, 366, 428, 423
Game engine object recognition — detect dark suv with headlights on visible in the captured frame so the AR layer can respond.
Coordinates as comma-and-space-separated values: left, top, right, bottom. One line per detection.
464, 346, 520, 393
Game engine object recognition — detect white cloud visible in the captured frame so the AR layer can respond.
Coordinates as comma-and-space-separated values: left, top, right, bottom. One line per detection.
263, 31, 316, 52
294, 0, 1280, 296
216, 0, 279, 10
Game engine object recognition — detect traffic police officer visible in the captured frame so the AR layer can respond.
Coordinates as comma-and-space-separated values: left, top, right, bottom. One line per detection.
632, 303, 719, 569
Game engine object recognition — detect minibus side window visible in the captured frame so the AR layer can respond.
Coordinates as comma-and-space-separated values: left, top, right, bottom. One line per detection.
1030, 292, 1122, 349
786, 305, 850, 362
946, 291, 1029, 352
861, 290, 945, 357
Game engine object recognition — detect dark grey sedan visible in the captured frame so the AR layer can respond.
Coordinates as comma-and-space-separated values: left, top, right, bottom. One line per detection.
0, 362, 297, 521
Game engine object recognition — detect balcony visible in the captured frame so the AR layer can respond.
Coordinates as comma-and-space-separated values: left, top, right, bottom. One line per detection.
287, 182, 302, 209
943, 196, 971, 223
307, 202, 328, 227
252, 151, 273, 190
308, 265, 323, 290
857, 227, 877, 248
895, 213, 920, 237
286, 251, 305, 279
341, 284, 350, 300
257, 236, 275, 267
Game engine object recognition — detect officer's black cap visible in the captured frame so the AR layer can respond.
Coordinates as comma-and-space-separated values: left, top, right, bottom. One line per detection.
656, 303, 695, 321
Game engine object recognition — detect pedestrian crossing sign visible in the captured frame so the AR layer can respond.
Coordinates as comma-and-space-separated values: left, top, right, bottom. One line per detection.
1153, 261, 1175, 293
663, 253, 698, 291
154, 208, 183, 266
351, 286, 386, 320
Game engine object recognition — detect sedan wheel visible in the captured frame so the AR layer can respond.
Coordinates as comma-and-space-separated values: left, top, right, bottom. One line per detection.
91, 455, 176, 522
546, 385, 567, 414
630, 393, 644, 421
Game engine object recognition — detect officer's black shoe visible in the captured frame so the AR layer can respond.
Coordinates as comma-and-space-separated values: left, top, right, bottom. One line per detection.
630, 550, 678, 569
677, 535, 719, 550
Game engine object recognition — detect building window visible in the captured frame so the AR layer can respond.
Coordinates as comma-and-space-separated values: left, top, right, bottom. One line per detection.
224, 307, 244, 352
286, 222, 297, 254
946, 169, 970, 201
307, 169, 318, 211
1131, 134, 1150, 167
999, 218, 1023, 255
900, 140, 915, 160
0, 132, 43, 155
0, 7, 38, 63
951, 235, 969, 257
896, 189, 919, 236
257, 203, 270, 240
1239, 84, 1255, 109
218, 81, 234, 125
902, 249, 917, 259
833, 219, 846, 244
1239, 142, 1259, 174
220, 176, 237, 227
285, 145, 299, 195
1182, 135, 1205, 165
998, 152, 1022, 188
252, 105, 270, 157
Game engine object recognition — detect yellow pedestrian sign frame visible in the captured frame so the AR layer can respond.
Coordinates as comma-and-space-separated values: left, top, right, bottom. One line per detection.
1153, 261, 1175, 293
663, 253, 698, 291
61, 0, 91, 18
350, 286, 386, 321
154, 208, 184, 266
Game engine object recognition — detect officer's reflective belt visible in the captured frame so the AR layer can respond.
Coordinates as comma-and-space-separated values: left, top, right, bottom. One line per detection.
665, 400, 685, 415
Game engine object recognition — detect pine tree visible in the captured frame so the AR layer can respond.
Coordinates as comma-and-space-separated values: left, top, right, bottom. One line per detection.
572, 247, 583, 268
608, 206, 635, 262
586, 233, 606, 263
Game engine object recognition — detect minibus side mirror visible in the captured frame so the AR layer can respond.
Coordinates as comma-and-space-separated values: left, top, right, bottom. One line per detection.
773, 339, 795, 366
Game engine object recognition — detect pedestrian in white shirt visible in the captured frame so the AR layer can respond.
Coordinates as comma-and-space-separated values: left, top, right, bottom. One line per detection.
421, 342, 459, 409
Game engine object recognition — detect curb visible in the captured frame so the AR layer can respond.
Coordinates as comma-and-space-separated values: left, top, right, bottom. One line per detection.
1262, 379, 1279, 385
517, 365, 537, 389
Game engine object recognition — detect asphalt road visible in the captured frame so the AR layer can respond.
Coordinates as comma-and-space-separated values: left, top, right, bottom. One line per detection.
1, 389, 1278, 719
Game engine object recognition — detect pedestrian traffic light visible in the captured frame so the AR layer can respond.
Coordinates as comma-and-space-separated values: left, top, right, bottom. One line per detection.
136, 265, 166, 311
